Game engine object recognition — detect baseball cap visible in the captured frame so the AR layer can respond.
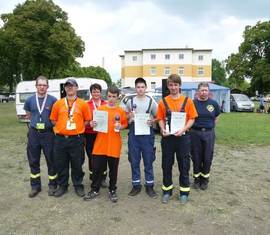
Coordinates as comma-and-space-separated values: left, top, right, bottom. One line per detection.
64, 78, 78, 87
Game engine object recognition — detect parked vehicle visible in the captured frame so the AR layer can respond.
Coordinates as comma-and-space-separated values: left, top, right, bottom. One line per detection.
120, 92, 162, 107
15, 77, 107, 122
230, 94, 254, 112
8, 92, 15, 101
0, 94, 9, 103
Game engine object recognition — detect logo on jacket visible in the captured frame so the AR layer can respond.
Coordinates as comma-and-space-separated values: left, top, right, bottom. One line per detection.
207, 105, 214, 112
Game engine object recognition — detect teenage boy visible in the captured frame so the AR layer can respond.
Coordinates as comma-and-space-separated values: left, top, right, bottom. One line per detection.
84, 86, 128, 203
156, 74, 198, 204
125, 77, 157, 198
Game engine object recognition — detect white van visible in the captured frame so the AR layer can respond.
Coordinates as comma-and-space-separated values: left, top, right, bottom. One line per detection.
16, 77, 107, 122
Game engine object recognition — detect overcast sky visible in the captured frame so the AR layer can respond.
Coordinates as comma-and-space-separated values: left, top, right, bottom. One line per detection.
0, 0, 269, 81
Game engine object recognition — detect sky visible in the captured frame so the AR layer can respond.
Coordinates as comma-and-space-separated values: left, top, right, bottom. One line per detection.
0, 0, 269, 81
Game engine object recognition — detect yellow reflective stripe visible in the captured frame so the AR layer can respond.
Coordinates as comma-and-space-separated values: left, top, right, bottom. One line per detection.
193, 173, 201, 178
30, 173, 40, 179
102, 171, 107, 175
48, 174, 57, 180
89, 171, 93, 174
201, 173, 210, 178
162, 185, 173, 191
179, 186, 190, 192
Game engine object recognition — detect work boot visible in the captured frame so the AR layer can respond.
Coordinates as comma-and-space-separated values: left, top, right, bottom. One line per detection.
84, 190, 100, 201
109, 190, 118, 203
101, 179, 107, 188
162, 194, 170, 204
48, 185, 57, 196
200, 181, 208, 190
75, 186, 85, 197
28, 188, 41, 198
128, 185, 142, 196
145, 185, 157, 198
193, 178, 201, 190
179, 195, 189, 204
54, 186, 68, 197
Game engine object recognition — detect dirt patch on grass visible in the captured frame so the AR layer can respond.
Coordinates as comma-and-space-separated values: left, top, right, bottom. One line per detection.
0, 129, 270, 235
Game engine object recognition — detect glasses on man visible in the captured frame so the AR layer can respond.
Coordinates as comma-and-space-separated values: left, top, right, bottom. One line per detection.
36, 84, 48, 87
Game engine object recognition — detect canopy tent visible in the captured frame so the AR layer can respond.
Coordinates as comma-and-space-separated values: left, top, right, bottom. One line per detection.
157, 82, 230, 112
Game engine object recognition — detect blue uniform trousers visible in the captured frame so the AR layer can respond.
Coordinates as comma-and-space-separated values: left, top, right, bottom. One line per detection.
161, 134, 191, 196
128, 124, 155, 186
191, 129, 215, 182
27, 127, 57, 189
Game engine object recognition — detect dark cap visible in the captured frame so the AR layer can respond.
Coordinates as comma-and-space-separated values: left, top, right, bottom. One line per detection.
64, 78, 78, 87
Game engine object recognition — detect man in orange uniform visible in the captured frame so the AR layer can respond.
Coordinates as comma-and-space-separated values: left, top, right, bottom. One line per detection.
84, 83, 107, 185
84, 86, 128, 203
50, 78, 91, 197
156, 74, 198, 204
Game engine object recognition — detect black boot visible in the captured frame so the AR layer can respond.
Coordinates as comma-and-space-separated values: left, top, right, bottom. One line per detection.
145, 185, 157, 198
128, 185, 142, 196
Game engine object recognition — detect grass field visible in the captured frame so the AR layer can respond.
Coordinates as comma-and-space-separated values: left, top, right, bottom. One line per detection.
0, 102, 269, 235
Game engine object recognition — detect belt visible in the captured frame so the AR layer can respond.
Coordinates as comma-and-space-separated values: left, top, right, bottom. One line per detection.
192, 127, 213, 131
56, 134, 83, 138
31, 127, 53, 133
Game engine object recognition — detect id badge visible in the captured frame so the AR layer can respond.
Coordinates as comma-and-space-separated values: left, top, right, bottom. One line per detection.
36, 123, 45, 130
66, 120, 76, 130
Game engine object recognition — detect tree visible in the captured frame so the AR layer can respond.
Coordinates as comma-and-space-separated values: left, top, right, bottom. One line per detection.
0, 0, 84, 88
59, 64, 112, 85
226, 21, 270, 93
212, 58, 226, 85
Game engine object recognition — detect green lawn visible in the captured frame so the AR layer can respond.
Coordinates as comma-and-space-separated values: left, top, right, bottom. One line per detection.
0, 103, 270, 147
216, 112, 270, 146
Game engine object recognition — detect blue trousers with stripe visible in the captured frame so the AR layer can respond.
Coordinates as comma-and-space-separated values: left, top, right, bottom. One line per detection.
128, 124, 156, 186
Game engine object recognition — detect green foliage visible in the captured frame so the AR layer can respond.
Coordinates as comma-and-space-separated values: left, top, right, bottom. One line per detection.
0, 0, 85, 90
226, 21, 270, 94
212, 59, 226, 85
60, 64, 112, 85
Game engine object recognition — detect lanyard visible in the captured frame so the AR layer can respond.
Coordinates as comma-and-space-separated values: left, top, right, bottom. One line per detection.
93, 100, 101, 110
35, 93, 48, 121
65, 97, 77, 118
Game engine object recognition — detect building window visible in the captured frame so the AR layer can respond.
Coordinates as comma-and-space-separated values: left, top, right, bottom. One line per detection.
198, 55, 204, 61
198, 67, 204, 76
151, 82, 156, 90
164, 67, 171, 75
165, 54, 170, 60
179, 54, 184, 59
150, 67, 156, 76
132, 56, 137, 61
178, 66, 184, 75
150, 54, 156, 60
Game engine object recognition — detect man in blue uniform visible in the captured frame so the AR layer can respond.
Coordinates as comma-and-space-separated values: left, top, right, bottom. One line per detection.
24, 76, 57, 197
191, 82, 220, 190
125, 77, 157, 198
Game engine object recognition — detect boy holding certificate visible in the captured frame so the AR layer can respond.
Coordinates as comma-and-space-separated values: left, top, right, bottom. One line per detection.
84, 86, 128, 203
124, 77, 158, 198
156, 74, 198, 204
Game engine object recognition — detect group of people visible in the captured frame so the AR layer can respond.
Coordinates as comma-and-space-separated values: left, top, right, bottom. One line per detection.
24, 74, 220, 204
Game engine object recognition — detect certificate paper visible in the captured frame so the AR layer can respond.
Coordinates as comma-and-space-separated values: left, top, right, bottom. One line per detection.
134, 113, 150, 135
170, 112, 186, 134
93, 110, 108, 133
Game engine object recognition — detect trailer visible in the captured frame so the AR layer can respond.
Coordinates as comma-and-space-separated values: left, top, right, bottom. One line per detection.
15, 77, 107, 122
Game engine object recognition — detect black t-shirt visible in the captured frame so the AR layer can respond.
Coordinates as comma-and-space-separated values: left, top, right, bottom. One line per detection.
193, 98, 220, 129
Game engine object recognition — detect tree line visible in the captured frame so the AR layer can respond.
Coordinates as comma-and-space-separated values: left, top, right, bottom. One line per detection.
212, 21, 270, 95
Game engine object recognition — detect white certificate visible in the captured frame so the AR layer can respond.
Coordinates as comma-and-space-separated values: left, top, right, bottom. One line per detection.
93, 110, 108, 133
134, 113, 150, 135
170, 112, 186, 134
